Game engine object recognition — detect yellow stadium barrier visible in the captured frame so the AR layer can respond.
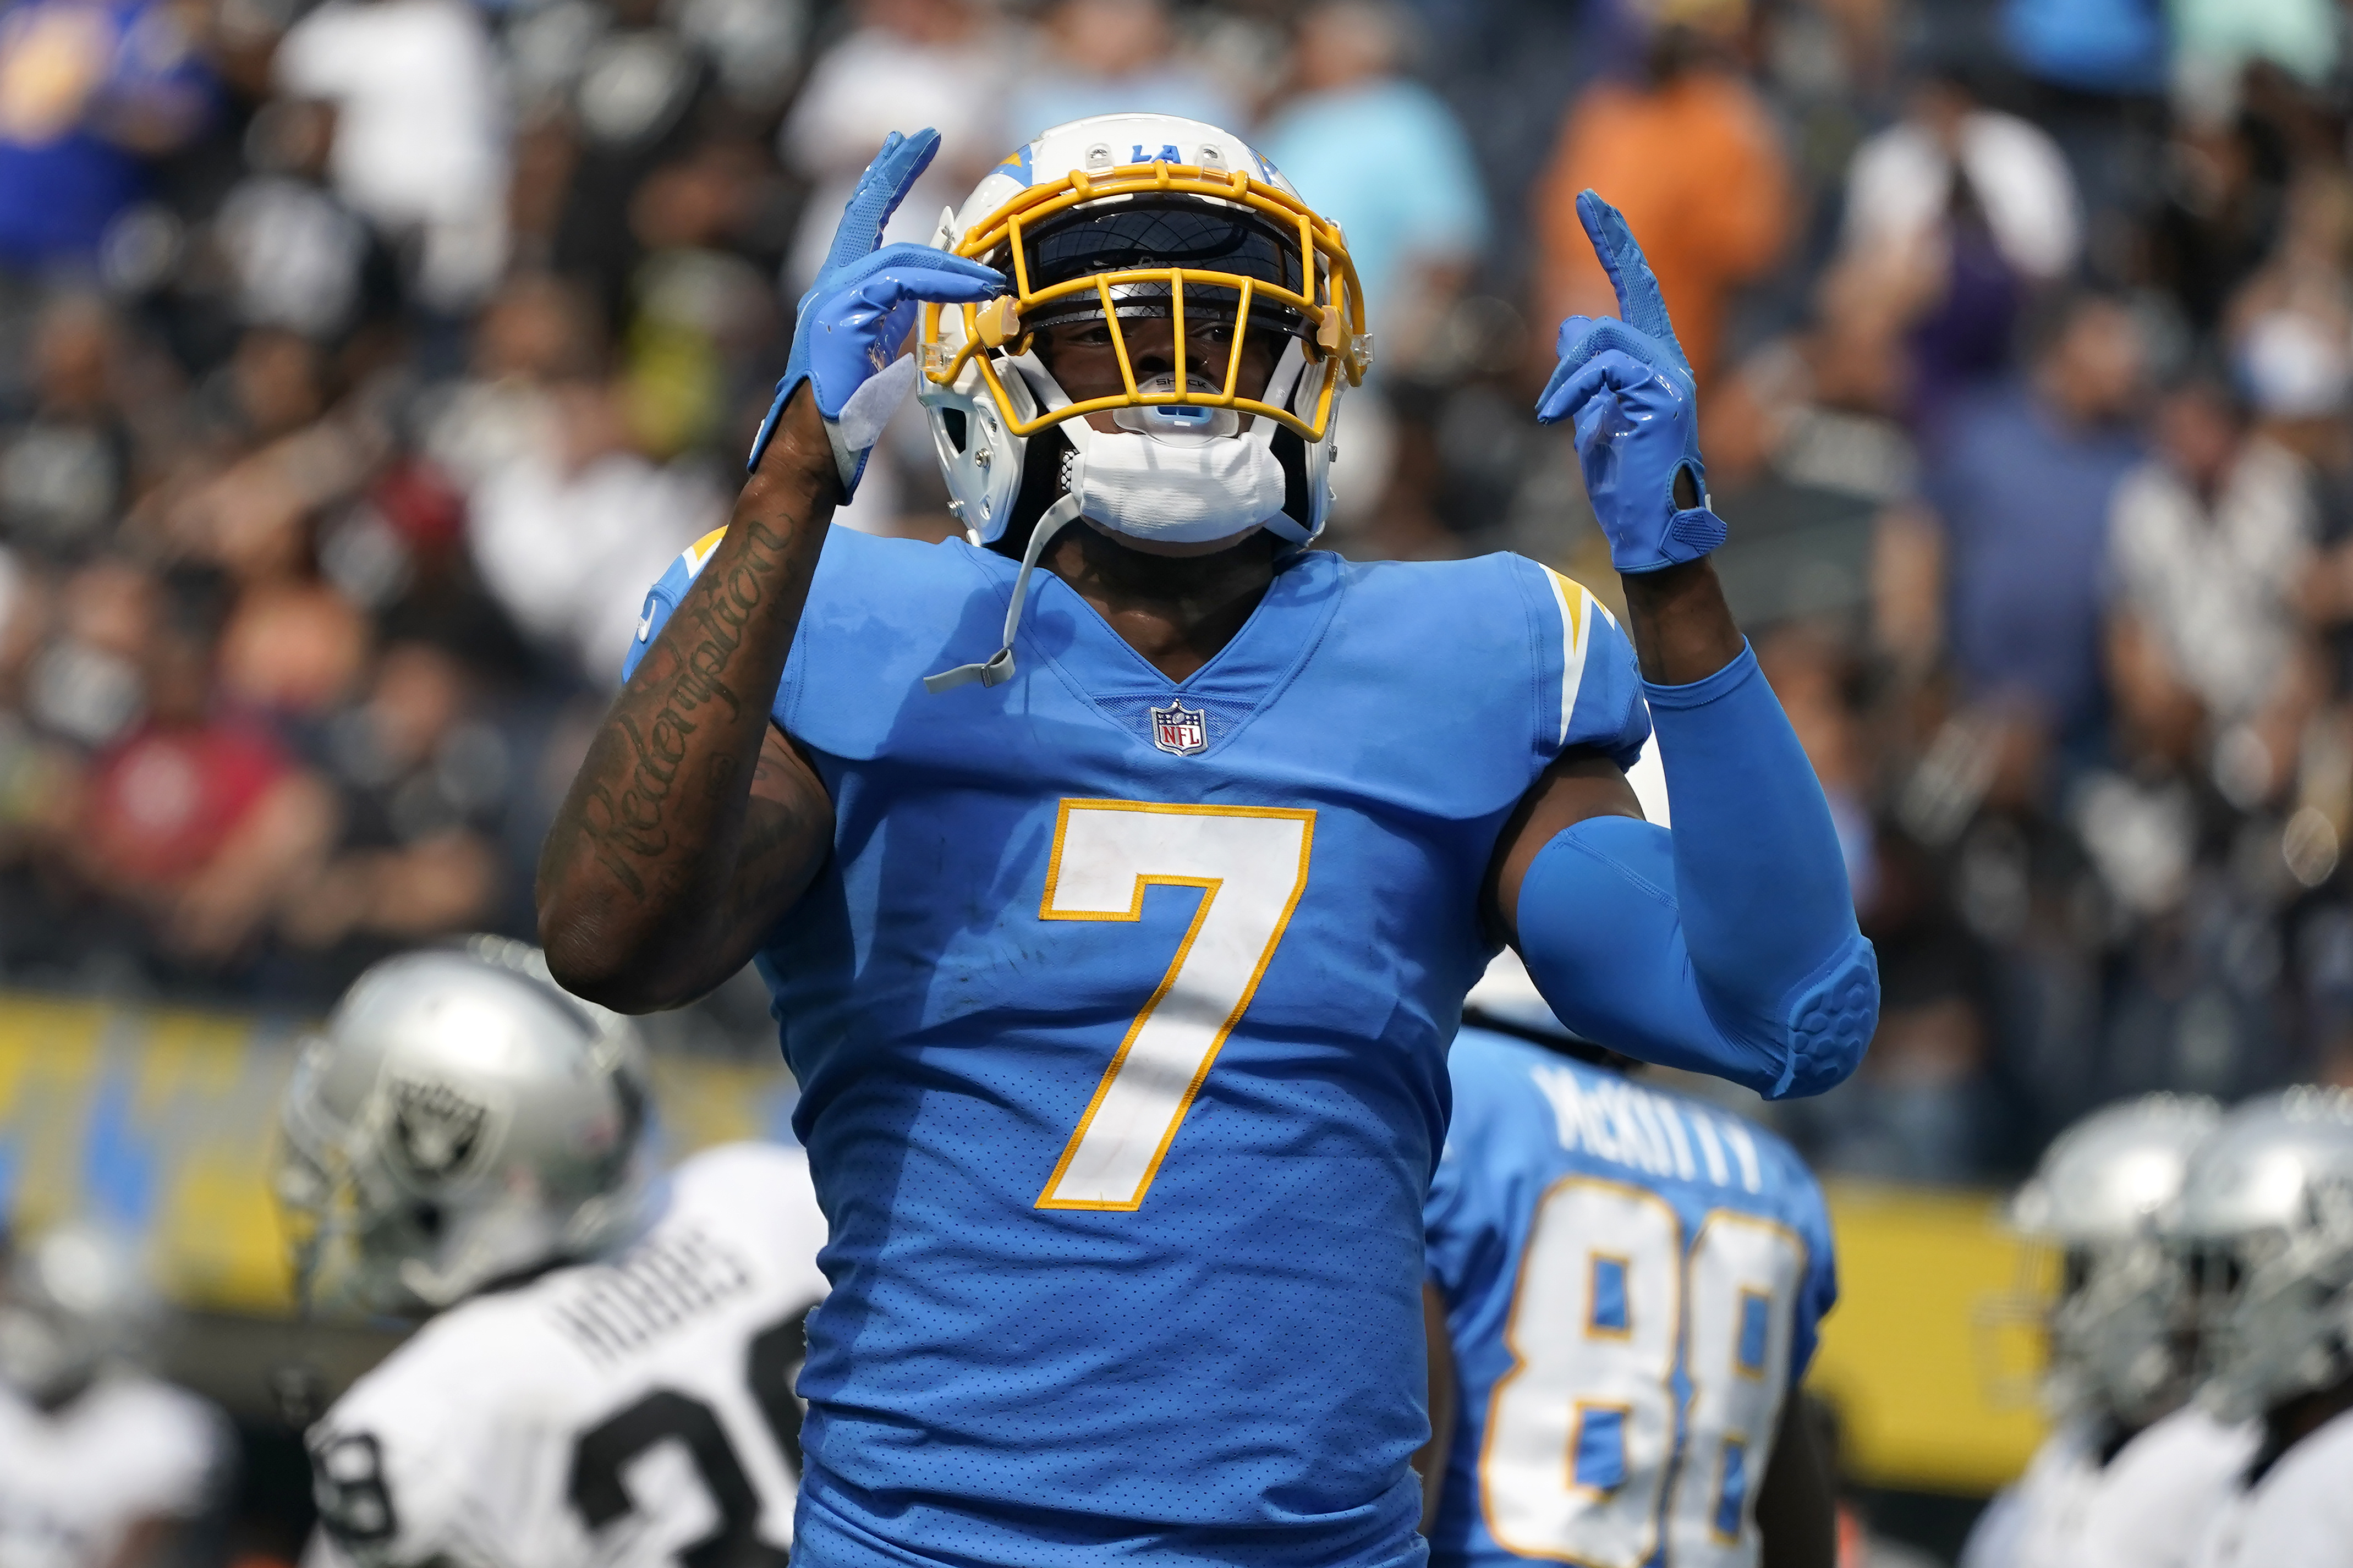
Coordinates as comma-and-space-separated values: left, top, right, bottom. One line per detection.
0, 993, 2042, 1494
1811, 1180, 2048, 1494
0, 992, 803, 1316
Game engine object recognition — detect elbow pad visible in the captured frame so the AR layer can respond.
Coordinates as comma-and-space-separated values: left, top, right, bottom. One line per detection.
1775, 928, 1878, 1098
1516, 817, 1878, 1099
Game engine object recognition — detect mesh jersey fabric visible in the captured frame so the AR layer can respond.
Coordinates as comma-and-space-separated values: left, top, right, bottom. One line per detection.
1423, 1029, 1836, 1568
624, 527, 1648, 1567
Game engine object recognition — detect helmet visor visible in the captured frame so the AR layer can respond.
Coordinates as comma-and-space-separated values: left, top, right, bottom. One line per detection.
923, 156, 1369, 445
1016, 196, 1308, 335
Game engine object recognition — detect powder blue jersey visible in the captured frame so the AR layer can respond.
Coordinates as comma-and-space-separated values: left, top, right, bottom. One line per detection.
1424, 1031, 1836, 1568
624, 526, 1649, 1568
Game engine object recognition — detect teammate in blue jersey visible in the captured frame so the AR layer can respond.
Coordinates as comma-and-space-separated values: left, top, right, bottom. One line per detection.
537, 108, 1876, 1568
1422, 956, 1838, 1568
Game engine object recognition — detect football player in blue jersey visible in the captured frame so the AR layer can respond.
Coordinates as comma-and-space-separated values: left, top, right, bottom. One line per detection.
537, 111, 1877, 1568
1421, 953, 1839, 1568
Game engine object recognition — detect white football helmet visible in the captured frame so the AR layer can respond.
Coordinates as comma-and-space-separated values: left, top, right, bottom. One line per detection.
2169, 1086, 2353, 1422
1999, 1094, 2220, 1427
273, 938, 652, 1316
914, 115, 1370, 689
0, 1221, 161, 1403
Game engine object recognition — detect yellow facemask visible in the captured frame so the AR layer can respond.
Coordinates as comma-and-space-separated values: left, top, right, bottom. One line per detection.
921, 157, 1373, 445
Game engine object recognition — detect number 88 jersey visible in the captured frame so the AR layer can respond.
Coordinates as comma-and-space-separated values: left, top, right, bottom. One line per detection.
305, 1143, 827, 1568
1424, 1031, 1838, 1568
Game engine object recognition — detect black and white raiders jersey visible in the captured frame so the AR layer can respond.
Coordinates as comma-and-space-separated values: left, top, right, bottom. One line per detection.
305, 1142, 829, 1568
0, 1373, 230, 1568
2192, 1405, 2353, 1568
1962, 1406, 2257, 1568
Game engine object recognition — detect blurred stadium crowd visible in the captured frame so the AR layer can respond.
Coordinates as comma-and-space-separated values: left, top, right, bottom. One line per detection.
4, 0, 2353, 1182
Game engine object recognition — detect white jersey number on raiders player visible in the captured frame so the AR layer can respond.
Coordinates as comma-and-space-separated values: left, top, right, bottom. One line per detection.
564, 1312, 810, 1568
315, 1305, 815, 1568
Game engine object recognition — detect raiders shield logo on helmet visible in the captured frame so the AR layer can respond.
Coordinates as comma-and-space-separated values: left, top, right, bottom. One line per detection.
388, 1079, 492, 1180
1149, 700, 1207, 756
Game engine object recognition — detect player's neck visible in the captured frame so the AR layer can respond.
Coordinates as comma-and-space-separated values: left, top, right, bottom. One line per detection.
31, 1374, 94, 1415
1044, 524, 1281, 683
2255, 1372, 2353, 1479
2094, 1415, 2144, 1467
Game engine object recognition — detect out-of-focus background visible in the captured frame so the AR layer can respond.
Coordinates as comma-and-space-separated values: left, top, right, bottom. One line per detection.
0, 0, 2345, 1558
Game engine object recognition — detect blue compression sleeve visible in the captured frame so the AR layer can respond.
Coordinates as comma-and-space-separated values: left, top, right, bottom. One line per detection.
1516, 641, 1877, 1099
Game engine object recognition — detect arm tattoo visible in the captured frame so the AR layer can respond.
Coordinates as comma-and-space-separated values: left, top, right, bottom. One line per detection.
566, 518, 793, 895
539, 389, 842, 1006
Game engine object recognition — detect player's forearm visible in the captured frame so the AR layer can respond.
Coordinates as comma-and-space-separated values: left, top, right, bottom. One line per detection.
536, 393, 836, 1009
1512, 560, 1874, 1097
1599, 558, 1874, 1096
1617, 557, 1745, 686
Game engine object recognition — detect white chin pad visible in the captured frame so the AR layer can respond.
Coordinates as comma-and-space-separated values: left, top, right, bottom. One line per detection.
1063, 372, 1285, 545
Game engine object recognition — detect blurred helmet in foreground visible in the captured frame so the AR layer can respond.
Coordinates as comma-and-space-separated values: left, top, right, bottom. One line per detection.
2006, 1093, 2220, 1426
2169, 1087, 2353, 1422
0, 1221, 161, 1403
273, 938, 651, 1316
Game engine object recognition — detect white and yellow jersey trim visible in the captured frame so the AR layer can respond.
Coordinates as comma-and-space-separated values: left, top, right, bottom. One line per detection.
683, 525, 727, 578
1539, 566, 1615, 751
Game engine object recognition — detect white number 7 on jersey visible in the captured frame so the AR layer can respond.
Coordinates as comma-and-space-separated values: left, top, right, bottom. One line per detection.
1036, 799, 1316, 1211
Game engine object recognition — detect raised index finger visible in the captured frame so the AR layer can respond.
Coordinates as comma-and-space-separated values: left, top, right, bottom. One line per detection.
1575, 189, 1691, 376
831, 128, 945, 271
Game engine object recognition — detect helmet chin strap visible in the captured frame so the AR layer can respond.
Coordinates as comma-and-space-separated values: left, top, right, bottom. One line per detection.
924, 491, 1086, 692
924, 339, 1318, 696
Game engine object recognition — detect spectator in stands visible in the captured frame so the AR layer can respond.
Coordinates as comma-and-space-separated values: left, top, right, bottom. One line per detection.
779, 0, 1010, 297
0, 0, 211, 269
1843, 71, 2082, 288
272, 0, 508, 311
1001, 0, 1239, 164
2079, 372, 2327, 1110
0, 295, 133, 558
1696, 330, 1917, 633
460, 356, 718, 685
211, 98, 397, 343
612, 139, 780, 460
1259, 1, 1487, 367
1259, 0, 1489, 537
542, 0, 721, 324
2171, 0, 2340, 103
2105, 373, 2314, 750
2145, 104, 2289, 335
54, 564, 333, 975
1915, 293, 2147, 755
417, 274, 716, 680
282, 639, 504, 983
1836, 68, 2080, 421
141, 326, 388, 611
1530, 0, 1791, 386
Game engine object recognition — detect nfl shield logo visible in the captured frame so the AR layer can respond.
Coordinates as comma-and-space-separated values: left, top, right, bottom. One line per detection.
1149, 700, 1208, 756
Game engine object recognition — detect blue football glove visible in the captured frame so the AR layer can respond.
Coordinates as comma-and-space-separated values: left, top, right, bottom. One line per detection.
1535, 190, 1727, 574
747, 128, 1005, 493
